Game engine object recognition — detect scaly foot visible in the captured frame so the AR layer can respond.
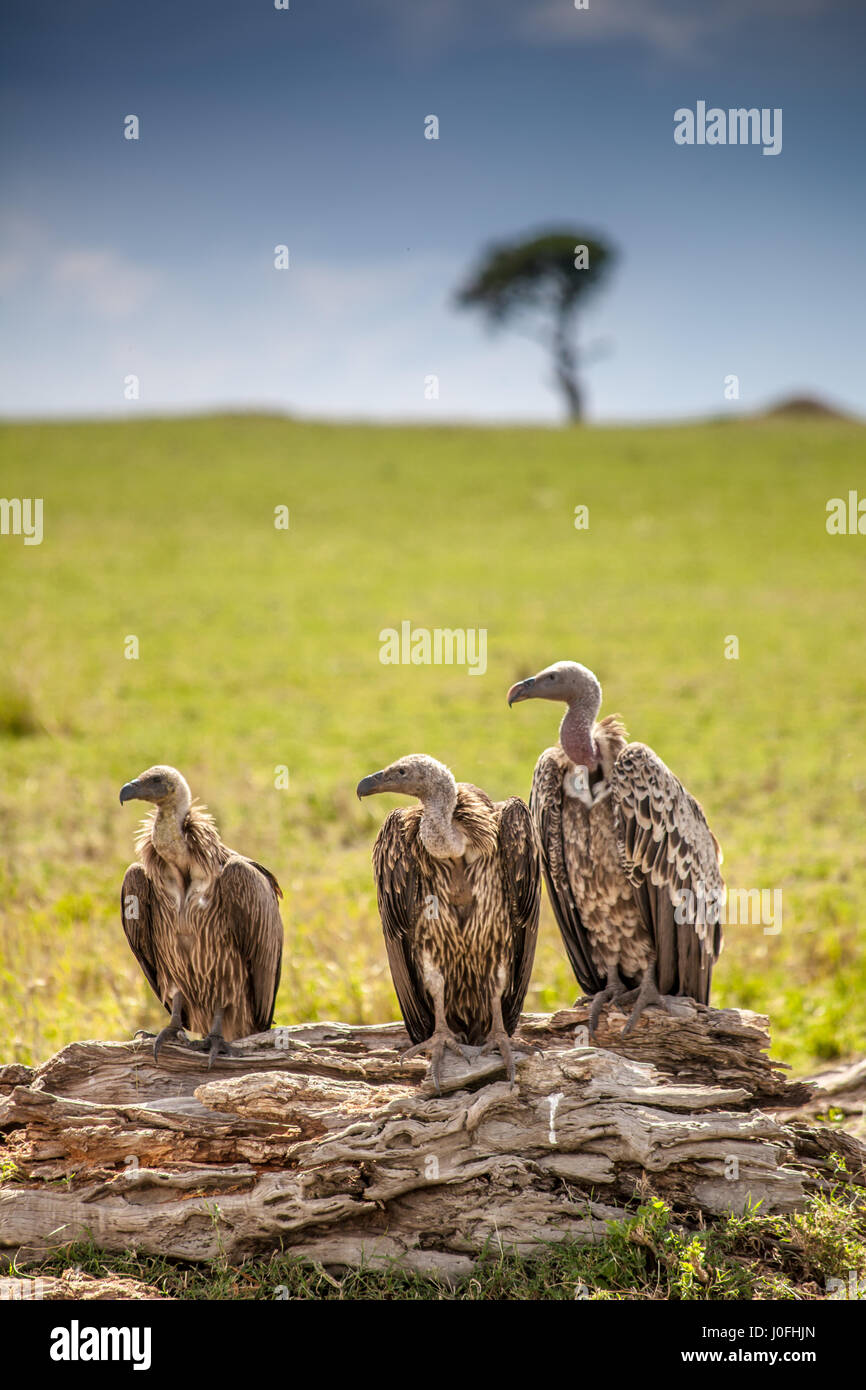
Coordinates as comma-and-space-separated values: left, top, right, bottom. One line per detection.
187, 1033, 238, 1069
480, 1028, 518, 1085
152, 1023, 191, 1063
402, 1028, 472, 1094
621, 978, 677, 1037
587, 976, 629, 1037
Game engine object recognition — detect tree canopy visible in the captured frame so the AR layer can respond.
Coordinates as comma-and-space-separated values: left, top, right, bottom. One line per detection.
455, 228, 615, 420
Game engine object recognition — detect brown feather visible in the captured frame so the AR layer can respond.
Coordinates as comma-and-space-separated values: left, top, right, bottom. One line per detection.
371, 784, 540, 1044
531, 720, 724, 1002
122, 802, 283, 1039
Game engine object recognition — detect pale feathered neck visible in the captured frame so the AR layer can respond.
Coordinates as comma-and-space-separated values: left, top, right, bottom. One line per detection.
136, 801, 223, 873
417, 768, 465, 859
404, 784, 498, 864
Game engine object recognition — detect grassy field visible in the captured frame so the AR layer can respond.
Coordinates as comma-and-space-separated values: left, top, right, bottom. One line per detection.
0, 412, 864, 1071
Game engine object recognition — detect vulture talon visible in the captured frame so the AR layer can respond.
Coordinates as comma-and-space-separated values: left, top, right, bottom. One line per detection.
621, 977, 676, 1037
480, 1030, 517, 1086
204, 1033, 237, 1069
402, 1030, 472, 1094
152, 1023, 190, 1063
184, 1010, 238, 1068
587, 972, 629, 1037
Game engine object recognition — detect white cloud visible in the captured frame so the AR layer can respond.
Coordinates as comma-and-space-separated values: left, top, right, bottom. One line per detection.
288, 257, 438, 322
522, 0, 709, 57
50, 250, 161, 319
521, 0, 831, 57
0, 218, 161, 319
374, 0, 836, 61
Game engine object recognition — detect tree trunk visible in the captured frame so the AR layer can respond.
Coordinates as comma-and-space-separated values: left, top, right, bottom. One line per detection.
553, 309, 582, 421
1, 1004, 862, 1278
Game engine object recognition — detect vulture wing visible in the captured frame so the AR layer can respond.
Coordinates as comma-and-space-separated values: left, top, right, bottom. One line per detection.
497, 797, 542, 1033
120, 863, 177, 1019
529, 749, 605, 996
216, 858, 284, 1032
611, 743, 724, 1002
372, 809, 434, 1045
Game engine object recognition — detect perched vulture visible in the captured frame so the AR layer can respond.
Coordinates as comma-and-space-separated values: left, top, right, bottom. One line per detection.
357, 754, 540, 1088
507, 663, 724, 1034
119, 765, 283, 1064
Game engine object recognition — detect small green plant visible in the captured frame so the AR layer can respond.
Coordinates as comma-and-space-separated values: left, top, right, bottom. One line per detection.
0, 1154, 20, 1185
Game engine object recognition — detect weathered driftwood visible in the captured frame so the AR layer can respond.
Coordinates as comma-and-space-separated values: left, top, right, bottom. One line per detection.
0, 1004, 862, 1278
776, 1055, 866, 1144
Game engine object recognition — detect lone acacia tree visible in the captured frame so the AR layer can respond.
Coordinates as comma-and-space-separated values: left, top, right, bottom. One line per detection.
455, 228, 615, 422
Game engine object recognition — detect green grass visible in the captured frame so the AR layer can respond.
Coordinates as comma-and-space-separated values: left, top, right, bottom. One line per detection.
0, 413, 864, 1069
12, 1183, 866, 1300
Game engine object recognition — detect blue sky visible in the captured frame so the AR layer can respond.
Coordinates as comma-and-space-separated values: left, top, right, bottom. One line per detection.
2, 0, 864, 422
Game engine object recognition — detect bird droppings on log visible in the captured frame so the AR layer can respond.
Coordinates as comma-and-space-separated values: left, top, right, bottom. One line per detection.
0, 1007, 862, 1275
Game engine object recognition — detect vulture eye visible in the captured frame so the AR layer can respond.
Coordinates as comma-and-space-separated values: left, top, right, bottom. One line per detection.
548, 674, 555, 680
398, 768, 407, 777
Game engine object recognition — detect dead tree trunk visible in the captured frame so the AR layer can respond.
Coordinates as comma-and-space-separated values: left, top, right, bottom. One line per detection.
1, 1004, 863, 1279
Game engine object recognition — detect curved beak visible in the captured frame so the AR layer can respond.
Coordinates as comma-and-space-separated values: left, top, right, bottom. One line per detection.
119, 780, 140, 806
507, 676, 536, 707
356, 771, 384, 800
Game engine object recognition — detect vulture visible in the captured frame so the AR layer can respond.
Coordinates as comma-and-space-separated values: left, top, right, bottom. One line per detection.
119, 765, 283, 1064
507, 663, 724, 1035
357, 754, 541, 1088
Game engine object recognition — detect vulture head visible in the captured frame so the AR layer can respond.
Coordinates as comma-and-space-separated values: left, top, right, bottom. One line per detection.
119, 765, 192, 815
357, 754, 456, 804
508, 662, 604, 770
508, 661, 602, 717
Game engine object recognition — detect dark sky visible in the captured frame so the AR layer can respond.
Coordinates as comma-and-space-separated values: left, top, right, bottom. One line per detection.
2, 0, 864, 421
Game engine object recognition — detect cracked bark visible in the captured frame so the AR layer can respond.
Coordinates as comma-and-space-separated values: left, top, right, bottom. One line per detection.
1, 1003, 862, 1278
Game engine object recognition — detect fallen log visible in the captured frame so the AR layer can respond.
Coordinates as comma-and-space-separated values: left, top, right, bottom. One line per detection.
0, 1003, 862, 1278
776, 1054, 866, 1144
